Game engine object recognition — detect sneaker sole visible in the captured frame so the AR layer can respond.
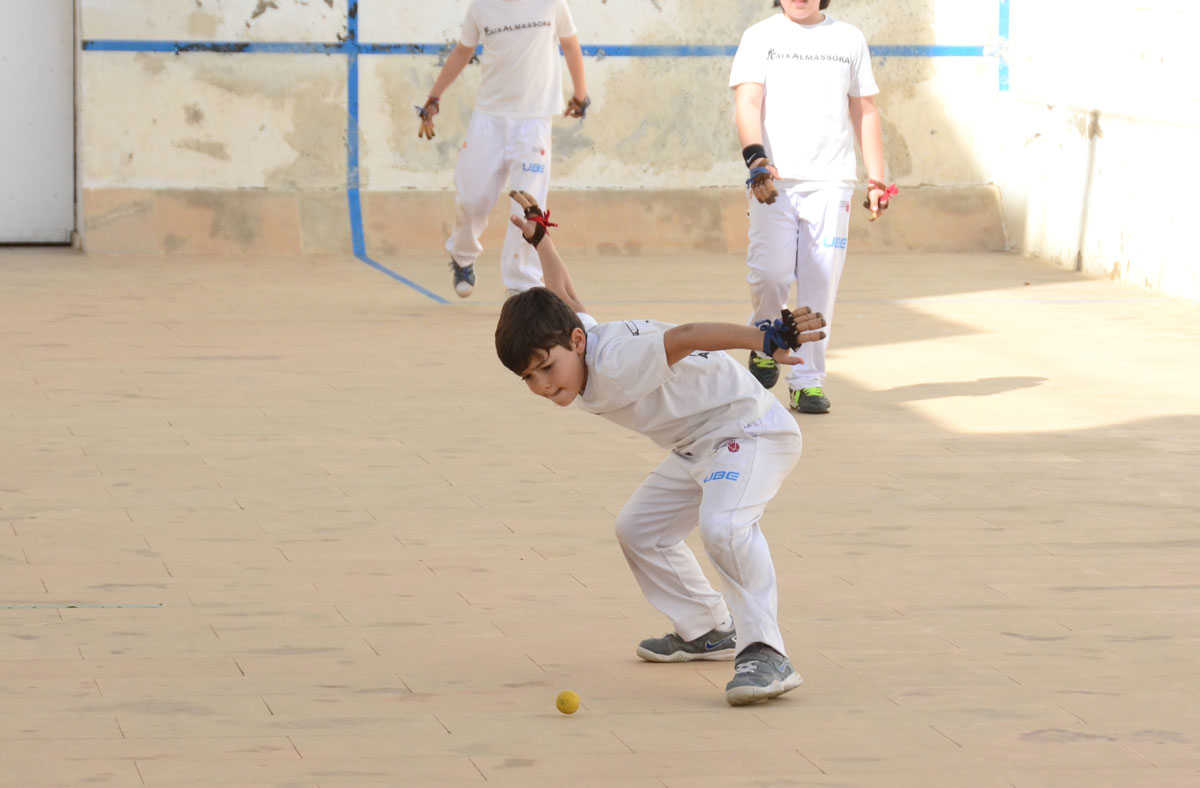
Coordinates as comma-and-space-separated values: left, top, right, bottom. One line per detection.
636, 646, 736, 663
724, 671, 804, 706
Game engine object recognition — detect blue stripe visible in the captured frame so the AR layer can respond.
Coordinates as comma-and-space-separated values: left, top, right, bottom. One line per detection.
871, 45, 983, 58
84, 40, 988, 58
998, 0, 1011, 91
344, 7, 448, 305
581, 44, 735, 57
347, 52, 364, 258
83, 39, 349, 54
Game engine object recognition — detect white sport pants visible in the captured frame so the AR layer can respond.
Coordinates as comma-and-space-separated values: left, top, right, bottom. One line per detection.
445, 110, 552, 293
747, 182, 854, 389
614, 432, 803, 657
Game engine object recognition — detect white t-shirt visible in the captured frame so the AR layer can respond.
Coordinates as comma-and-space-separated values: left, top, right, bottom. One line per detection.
460, 0, 578, 119
574, 315, 799, 456
729, 14, 878, 184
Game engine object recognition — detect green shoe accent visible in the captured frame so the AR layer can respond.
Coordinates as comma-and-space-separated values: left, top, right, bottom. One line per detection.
748, 351, 780, 389
789, 386, 830, 414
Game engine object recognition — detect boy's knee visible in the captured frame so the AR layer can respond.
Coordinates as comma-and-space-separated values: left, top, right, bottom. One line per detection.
697, 513, 735, 554
747, 267, 792, 292
613, 515, 640, 548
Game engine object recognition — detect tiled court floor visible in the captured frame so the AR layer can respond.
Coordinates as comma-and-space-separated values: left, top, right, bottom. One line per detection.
2, 248, 1199, 787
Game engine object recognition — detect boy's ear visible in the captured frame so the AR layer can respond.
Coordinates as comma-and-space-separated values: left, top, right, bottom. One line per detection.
571, 327, 587, 354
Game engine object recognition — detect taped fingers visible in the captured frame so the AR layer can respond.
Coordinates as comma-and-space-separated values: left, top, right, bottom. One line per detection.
794, 311, 826, 332
745, 157, 778, 205
509, 190, 542, 218
415, 98, 439, 140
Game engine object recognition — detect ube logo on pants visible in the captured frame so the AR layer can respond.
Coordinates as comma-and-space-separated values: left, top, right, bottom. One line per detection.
823, 236, 848, 249
521, 162, 545, 173
703, 470, 740, 483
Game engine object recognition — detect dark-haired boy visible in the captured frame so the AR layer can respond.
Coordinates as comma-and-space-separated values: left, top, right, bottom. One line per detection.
494, 191, 826, 705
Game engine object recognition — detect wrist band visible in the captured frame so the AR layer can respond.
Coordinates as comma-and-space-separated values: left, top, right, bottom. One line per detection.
742, 144, 767, 169
746, 165, 771, 186
758, 318, 791, 356
523, 210, 557, 248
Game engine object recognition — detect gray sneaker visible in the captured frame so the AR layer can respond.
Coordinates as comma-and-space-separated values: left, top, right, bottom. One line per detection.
636, 627, 736, 662
450, 259, 475, 298
748, 351, 780, 389
789, 386, 830, 414
724, 643, 803, 706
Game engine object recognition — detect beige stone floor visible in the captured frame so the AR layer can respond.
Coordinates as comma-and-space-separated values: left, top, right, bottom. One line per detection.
2, 247, 1199, 788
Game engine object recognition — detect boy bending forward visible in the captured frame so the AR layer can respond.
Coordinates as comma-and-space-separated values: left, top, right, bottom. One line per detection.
494, 192, 826, 706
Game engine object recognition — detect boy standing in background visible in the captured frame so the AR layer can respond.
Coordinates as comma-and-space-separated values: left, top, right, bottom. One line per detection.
418, 0, 589, 299
732, 0, 895, 413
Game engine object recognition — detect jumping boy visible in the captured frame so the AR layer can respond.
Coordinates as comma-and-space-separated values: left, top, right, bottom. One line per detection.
495, 191, 827, 706
417, 0, 589, 299
731, 0, 895, 413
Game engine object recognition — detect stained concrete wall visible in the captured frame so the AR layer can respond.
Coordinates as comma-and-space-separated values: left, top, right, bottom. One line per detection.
79, 0, 1007, 257
986, 2, 1199, 300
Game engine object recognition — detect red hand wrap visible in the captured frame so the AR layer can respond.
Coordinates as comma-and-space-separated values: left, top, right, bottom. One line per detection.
867, 179, 900, 206
530, 211, 558, 229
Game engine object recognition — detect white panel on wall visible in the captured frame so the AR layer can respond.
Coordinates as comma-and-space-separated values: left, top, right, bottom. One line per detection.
0, 0, 75, 243
357, 0, 466, 44
81, 0, 349, 43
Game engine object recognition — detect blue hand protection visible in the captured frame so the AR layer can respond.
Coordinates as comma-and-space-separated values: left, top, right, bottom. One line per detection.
758, 309, 800, 356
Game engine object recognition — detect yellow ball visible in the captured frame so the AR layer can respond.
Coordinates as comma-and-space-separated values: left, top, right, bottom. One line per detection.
555, 690, 580, 715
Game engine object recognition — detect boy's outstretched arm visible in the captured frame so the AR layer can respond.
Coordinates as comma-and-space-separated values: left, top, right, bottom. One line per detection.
508, 191, 586, 314
663, 313, 826, 368
417, 43, 475, 139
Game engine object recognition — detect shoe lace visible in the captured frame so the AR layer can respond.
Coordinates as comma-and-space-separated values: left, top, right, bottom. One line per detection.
751, 354, 777, 369
798, 387, 824, 397
734, 660, 760, 674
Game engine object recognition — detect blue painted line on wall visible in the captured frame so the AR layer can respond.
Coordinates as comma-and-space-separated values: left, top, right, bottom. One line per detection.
83, 39, 350, 54
85, 39, 987, 59
998, 0, 1011, 91
344, 2, 447, 303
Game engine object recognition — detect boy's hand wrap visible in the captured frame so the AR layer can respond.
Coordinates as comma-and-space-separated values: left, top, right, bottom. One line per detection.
509, 190, 558, 248
746, 158, 778, 205
863, 178, 899, 220
759, 309, 802, 356
564, 95, 591, 118
416, 97, 439, 140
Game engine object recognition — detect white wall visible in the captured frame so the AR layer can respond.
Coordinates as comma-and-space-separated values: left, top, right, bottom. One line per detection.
986, 1, 1199, 299
0, 1, 75, 242
81, 0, 1004, 192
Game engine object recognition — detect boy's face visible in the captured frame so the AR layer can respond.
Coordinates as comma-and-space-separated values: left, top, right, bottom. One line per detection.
779, 0, 824, 24
517, 328, 588, 407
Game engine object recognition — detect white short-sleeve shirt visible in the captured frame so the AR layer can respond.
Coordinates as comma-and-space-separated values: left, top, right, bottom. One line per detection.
574, 315, 799, 455
729, 14, 878, 184
460, 0, 578, 118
